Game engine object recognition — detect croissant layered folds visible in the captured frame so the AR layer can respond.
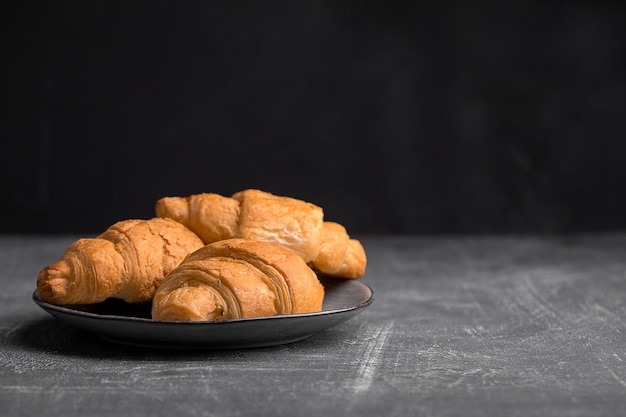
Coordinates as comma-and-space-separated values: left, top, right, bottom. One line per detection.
152, 239, 325, 321
155, 189, 366, 279
36, 189, 366, 326
37, 218, 204, 305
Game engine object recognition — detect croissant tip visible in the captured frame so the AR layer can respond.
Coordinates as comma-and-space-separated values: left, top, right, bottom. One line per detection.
153, 285, 225, 321
36, 263, 71, 303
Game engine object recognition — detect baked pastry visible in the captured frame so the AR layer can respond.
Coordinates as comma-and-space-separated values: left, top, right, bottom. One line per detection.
37, 218, 204, 305
152, 238, 325, 321
155, 189, 366, 279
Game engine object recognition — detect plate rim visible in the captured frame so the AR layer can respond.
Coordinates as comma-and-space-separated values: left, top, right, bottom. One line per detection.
32, 280, 375, 326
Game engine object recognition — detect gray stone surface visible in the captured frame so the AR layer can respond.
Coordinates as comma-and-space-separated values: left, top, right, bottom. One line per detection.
1, 234, 625, 416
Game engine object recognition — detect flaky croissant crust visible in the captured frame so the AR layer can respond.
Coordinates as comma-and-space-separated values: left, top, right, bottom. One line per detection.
155, 189, 366, 279
36, 218, 204, 305
151, 238, 325, 322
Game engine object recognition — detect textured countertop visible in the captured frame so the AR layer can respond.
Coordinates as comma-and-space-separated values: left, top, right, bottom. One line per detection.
1, 234, 625, 416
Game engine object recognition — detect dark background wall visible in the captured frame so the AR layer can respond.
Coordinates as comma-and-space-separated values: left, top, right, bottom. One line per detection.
2, 1, 625, 235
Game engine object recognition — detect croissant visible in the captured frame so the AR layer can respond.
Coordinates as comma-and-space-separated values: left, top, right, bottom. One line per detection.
37, 218, 204, 305
152, 238, 325, 321
155, 189, 366, 279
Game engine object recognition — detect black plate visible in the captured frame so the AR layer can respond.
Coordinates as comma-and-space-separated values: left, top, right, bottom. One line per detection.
32, 276, 374, 349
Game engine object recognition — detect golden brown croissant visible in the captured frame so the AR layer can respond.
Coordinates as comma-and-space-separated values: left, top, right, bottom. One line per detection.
152, 238, 325, 321
37, 218, 204, 305
155, 189, 366, 279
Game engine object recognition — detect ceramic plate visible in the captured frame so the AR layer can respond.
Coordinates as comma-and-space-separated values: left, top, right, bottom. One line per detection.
32, 276, 374, 349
